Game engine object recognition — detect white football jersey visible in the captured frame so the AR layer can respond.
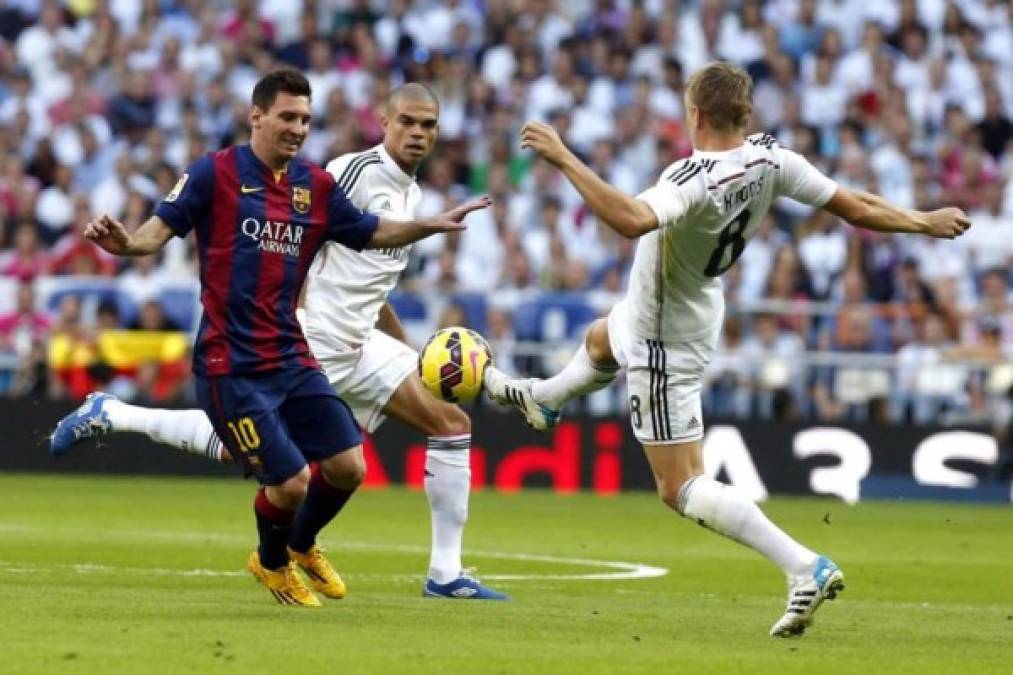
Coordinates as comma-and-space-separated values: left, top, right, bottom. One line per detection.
630, 134, 838, 341
300, 143, 422, 351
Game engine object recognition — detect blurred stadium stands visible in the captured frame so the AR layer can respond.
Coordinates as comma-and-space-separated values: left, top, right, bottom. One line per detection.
0, 0, 1011, 430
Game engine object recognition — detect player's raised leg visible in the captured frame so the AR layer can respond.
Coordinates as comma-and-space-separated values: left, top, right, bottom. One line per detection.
50, 392, 116, 456
645, 438, 844, 637
483, 318, 619, 430
50, 393, 228, 462
384, 372, 507, 600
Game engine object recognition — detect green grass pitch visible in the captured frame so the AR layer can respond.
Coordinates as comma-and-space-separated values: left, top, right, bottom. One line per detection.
0, 474, 1010, 674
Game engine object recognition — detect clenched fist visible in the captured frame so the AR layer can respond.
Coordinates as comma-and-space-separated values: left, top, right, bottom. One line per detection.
923, 208, 971, 239
520, 121, 571, 167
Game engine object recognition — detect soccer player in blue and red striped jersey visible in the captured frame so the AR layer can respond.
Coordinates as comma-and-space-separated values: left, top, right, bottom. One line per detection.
81, 69, 489, 606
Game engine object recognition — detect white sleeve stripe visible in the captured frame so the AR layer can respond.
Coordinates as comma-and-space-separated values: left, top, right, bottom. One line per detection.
333, 152, 372, 184
335, 152, 380, 191
673, 165, 701, 185
338, 157, 382, 194
664, 160, 697, 182
336, 153, 380, 190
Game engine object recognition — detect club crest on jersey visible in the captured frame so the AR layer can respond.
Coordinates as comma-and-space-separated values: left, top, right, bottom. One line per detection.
292, 186, 311, 214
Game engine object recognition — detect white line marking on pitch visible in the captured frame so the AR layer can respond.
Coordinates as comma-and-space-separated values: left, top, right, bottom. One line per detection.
339, 542, 669, 581
0, 524, 668, 583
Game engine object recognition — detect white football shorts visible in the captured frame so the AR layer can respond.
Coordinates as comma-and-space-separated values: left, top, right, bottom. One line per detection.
607, 300, 718, 444
306, 328, 418, 433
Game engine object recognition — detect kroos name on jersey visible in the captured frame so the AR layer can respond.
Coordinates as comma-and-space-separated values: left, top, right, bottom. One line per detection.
241, 217, 304, 256
723, 175, 765, 212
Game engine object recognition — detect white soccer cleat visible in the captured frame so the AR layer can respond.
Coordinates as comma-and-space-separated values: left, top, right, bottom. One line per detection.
769, 556, 845, 638
482, 366, 560, 432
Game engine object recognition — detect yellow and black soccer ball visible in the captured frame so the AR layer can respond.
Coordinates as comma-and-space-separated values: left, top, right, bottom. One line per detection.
418, 327, 492, 403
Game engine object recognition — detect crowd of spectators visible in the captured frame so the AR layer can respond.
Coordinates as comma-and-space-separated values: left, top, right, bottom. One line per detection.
0, 0, 1011, 427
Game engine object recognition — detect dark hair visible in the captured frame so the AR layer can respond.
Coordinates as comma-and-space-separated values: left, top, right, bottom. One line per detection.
387, 82, 440, 113
251, 68, 312, 112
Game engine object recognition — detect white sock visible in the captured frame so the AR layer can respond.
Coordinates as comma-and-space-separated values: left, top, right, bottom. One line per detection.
424, 435, 471, 584
531, 343, 619, 409
676, 475, 817, 578
104, 401, 224, 462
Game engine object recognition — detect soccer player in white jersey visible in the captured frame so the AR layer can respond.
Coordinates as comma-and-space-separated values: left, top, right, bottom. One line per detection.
50, 83, 506, 600
484, 62, 971, 636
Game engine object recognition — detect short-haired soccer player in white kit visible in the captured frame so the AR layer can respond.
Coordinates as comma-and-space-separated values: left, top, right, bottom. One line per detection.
50, 83, 506, 600
483, 62, 971, 636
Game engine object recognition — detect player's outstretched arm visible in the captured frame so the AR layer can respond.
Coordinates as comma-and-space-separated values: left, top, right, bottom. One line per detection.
823, 188, 971, 239
366, 196, 491, 248
84, 214, 175, 256
520, 121, 657, 238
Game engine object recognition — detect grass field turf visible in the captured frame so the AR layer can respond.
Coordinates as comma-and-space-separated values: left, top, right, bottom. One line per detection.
0, 474, 1009, 674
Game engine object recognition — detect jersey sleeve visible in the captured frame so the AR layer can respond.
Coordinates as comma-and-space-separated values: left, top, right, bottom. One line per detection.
325, 180, 379, 251
775, 148, 838, 208
153, 155, 215, 238
325, 155, 369, 209
635, 169, 703, 229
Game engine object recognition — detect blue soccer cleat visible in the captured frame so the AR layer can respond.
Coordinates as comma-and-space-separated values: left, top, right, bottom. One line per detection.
423, 569, 509, 600
50, 392, 116, 457
769, 556, 845, 638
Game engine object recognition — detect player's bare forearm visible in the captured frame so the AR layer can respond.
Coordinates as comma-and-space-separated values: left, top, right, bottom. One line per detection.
368, 219, 432, 248
376, 301, 409, 344
84, 214, 174, 256
125, 217, 175, 254
367, 196, 490, 249
556, 154, 658, 238
832, 189, 927, 233
824, 188, 970, 239
368, 216, 463, 248
520, 121, 656, 238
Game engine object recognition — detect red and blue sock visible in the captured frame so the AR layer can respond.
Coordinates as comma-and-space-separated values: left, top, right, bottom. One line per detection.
254, 487, 296, 570
289, 463, 355, 554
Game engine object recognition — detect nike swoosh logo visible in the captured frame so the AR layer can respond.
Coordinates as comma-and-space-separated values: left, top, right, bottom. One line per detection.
240, 185, 264, 194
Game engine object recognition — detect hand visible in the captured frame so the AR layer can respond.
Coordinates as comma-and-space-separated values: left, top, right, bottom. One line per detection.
923, 208, 971, 239
83, 213, 132, 255
520, 121, 570, 167
427, 195, 492, 232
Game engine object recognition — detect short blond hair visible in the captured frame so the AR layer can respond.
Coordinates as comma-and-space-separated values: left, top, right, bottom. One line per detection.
685, 62, 753, 132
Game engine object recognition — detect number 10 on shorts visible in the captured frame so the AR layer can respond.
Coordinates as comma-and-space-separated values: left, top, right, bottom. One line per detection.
227, 417, 261, 453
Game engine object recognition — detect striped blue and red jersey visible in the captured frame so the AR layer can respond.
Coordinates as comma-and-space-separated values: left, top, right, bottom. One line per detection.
154, 145, 378, 377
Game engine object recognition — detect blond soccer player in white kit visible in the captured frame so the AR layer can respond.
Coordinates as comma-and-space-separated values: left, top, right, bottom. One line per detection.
484, 62, 971, 636
51, 84, 506, 600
